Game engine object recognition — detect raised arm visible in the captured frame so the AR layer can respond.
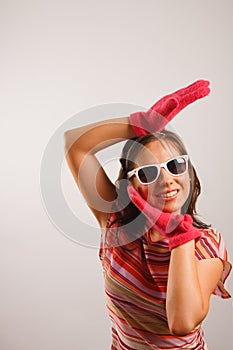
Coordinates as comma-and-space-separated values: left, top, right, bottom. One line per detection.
64, 117, 135, 227
64, 80, 210, 228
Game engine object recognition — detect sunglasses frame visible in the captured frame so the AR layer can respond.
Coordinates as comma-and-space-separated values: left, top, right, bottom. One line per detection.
127, 155, 189, 185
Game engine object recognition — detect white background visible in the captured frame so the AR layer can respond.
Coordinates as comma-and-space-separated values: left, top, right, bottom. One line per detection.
1, 0, 232, 349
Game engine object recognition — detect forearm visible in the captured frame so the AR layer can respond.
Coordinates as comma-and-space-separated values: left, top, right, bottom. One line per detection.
64, 117, 136, 154
166, 240, 205, 335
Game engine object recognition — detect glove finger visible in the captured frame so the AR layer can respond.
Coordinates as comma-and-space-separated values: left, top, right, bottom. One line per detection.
174, 80, 210, 97
161, 85, 210, 122
127, 186, 161, 225
180, 86, 210, 108
152, 81, 209, 110
127, 186, 147, 210
150, 80, 209, 115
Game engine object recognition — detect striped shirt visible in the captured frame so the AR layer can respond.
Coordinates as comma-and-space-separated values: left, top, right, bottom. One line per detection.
99, 212, 232, 350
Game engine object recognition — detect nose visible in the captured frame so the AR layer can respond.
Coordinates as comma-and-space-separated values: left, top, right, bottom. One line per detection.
158, 166, 175, 184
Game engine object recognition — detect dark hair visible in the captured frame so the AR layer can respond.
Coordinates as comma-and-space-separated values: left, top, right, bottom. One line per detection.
107, 130, 210, 246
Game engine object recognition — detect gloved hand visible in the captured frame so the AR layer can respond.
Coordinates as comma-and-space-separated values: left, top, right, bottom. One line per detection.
127, 186, 201, 250
129, 80, 210, 136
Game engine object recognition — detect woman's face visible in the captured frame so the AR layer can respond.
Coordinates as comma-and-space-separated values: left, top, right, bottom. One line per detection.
131, 139, 191, 214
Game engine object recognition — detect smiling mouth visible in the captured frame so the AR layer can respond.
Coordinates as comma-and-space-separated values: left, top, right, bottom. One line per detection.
156, 189, 179, 199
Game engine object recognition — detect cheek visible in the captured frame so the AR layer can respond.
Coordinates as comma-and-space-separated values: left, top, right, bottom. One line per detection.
180, 174, 191, 199
132, 179, 149, 200
138, 187, 149, 200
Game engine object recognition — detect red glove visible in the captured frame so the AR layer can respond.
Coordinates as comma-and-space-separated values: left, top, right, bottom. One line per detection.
127, 186, 201, 250
129, 80, 210, 136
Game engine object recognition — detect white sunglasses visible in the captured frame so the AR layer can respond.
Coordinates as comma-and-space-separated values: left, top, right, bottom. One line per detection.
127, 155, 189, 185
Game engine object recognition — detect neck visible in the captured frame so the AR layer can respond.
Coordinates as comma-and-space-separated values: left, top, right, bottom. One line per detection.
148, 229, 165, 243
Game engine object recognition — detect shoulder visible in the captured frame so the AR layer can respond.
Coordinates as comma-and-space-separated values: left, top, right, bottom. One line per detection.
195, 227, 228, 260
98, 199, 121, 228
195, 227, 232, 299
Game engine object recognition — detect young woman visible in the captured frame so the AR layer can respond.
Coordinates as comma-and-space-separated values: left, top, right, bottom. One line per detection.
64, 81, 231, 349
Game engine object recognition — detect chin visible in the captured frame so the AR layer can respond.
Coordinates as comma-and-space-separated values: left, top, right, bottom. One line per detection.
152, 201, 182, 214
163, 207, 181, 215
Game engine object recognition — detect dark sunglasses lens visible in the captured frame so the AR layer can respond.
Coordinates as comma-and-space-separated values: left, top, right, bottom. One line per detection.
167, 157, 187, 175
138, 166, 158, 184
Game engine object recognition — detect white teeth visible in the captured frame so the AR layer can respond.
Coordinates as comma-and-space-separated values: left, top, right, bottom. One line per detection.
158, 190, 178, 198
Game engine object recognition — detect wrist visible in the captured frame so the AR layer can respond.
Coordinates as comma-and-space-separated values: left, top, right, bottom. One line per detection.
170, 239, 195, 252
168, 227, 201, 251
